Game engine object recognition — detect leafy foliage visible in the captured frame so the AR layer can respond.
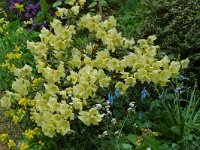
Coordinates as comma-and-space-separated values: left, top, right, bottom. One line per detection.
138, 0, 200, 86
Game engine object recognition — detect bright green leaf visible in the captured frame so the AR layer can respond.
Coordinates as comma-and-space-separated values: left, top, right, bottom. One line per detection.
88, 2, 97, 8
53, 1, 62, 8
127, 134, 137, 145
40, 0, 49, 13
121, 143, 133, 149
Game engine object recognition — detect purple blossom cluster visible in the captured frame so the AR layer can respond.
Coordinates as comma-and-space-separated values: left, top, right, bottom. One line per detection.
8, 0, 40, 18
25, 2, 40, 20
7, 0, 48, 30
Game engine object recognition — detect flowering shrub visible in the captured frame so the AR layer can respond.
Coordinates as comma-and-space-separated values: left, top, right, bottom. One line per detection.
0, 3, 189, 148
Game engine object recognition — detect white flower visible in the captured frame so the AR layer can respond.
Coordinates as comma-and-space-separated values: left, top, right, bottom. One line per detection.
102, 131, 108, 136
96, 104, 102, 109
129, 101, 135, 108
111, 118, 116, 124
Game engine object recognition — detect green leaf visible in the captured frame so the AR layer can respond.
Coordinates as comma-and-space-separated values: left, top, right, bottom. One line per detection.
121, 143, 133, 149
45, 12, 53, 22
40, 0, 49, 13
46, 140, 57, 150
99, 0, 108, 7
183, 134, 193, 141
88, 2, 97, 8
170, 126, 181, 136
127, 134, 137, 145
64, 0, 75, 5
142, 136, 160, 149
53, 1, 62, 8
171, 143, 180, 150
34, 13, 45, 24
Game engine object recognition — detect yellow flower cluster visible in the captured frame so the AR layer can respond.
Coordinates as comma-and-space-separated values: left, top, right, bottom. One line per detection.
141, 128, 158, 137
23, 128, 40, 139
31, 77, 43, 87
78, 107, 104, 126
3, 108, 26, 124
18, 97, 35, 108
0, 45, 23, 73
0, 133, 16, 148
0, 13, 189, 138
0, 133, 8, 141
19, 143, 29, 150
135, 136, 143, 146
14, 3, 25, 12
55, 0, 86, 18
8, 139, 16, 148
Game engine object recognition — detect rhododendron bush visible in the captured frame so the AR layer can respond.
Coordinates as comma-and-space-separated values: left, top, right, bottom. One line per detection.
0, 5, 189, 148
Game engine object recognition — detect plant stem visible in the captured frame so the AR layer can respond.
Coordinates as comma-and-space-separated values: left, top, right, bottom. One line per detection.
98, 0, 103, 17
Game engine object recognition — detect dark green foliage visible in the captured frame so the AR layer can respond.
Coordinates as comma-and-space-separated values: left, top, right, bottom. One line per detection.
115, 0, 145, 37
138, 0, 200, 86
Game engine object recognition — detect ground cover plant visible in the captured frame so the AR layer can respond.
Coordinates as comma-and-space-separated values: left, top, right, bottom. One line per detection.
0, 0, 199, 150
0, 16, 39, 91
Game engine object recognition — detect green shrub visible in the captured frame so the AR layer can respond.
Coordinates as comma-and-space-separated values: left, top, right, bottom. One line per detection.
138, 0, 200, 86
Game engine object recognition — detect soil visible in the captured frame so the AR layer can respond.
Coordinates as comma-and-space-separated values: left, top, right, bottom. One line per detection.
0, 108, 19, 150
0, 111, 9, 150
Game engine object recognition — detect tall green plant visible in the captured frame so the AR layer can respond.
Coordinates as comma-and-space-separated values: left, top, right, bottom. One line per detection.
148, 82, 200, 149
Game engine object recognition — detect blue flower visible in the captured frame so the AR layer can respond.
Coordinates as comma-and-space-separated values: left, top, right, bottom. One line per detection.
141, 87, 148, 103
114, 88, 120, 97
176, 75, 188, 80
108, 91, 113, 105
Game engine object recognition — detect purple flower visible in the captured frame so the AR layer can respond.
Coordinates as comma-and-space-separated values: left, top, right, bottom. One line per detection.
25, 12, 31, 19
9, 5, 14, 11
26, 4, 35, 10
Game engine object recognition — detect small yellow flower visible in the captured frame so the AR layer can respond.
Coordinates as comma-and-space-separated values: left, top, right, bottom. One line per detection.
12, 115, 20, 124
14, 3, 25, 12
55, 10, 61, 17
20, 143, 29, 150
38, 140, 44, 146
0, 133, 8, 141
6, 52, 15, 60
15, 53, 22, 59
135, 136, 143, 146
7, 139, 16, 148
23, 129, 35, 139
9, 64, 16, 72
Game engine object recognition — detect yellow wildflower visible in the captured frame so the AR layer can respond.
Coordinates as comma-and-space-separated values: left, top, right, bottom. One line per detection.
38, 140, 44, 146
15, 53, 22, 59
20, 143, 29, 150
0, 133, 8, 141
6, 52, 15, 60
7, 139, 16, 148
14, 3, 25, 12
